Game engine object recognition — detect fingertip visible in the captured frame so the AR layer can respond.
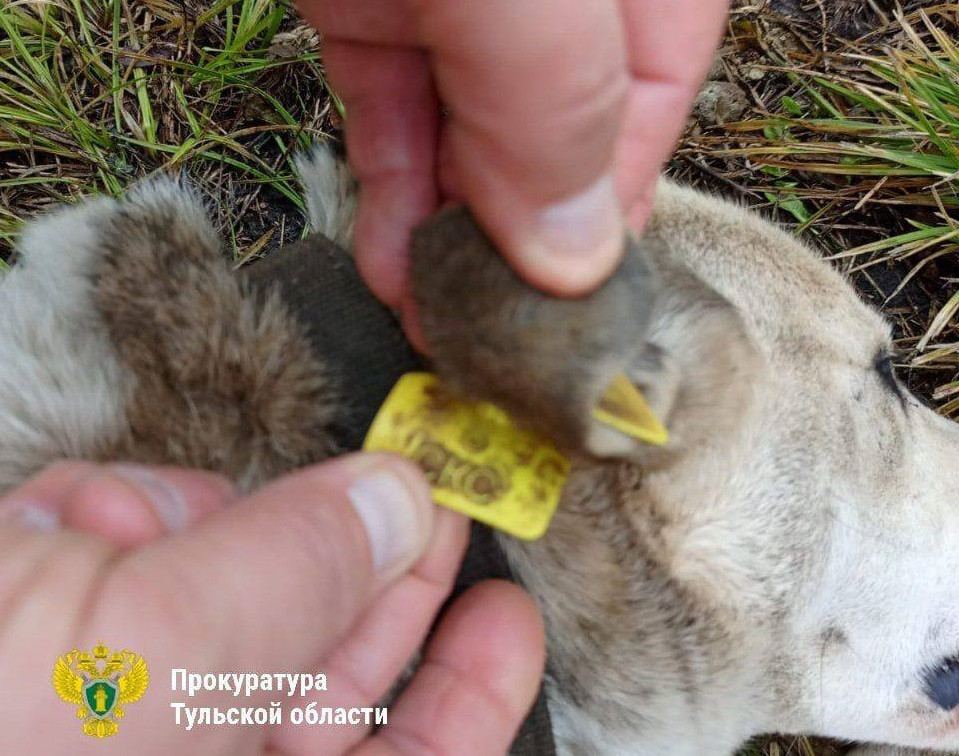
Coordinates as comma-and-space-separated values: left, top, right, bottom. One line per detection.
625, 178, 658, 235
0, 460, 97, 508
60, 465, 235, 546
409, 504, 470, 583
399, 297, 429, 354
282, 452, 437, 583
353, 183, 420, 309
428, 580, 546, 710
466, 170, 628, 297
60, 472, 165, 546
364, 580, 545, 756
505, 223, 626, 297
110, 464, 236, 518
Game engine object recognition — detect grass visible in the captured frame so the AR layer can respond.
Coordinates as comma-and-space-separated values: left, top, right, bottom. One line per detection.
677, 3, 959, 418
0, 0, 337, 265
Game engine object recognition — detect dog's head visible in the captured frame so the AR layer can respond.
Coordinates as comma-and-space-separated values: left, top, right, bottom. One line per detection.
412, 182, 959, 750
646, 183, 959, 750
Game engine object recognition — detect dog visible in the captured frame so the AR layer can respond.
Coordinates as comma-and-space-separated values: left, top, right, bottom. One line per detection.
1, 144, 957, 756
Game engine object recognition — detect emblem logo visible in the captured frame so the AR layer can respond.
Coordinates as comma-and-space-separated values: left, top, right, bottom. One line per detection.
52, 641, 150, 738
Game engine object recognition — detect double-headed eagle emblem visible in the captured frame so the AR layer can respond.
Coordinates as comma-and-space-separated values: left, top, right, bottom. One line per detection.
52, 641, 150, 738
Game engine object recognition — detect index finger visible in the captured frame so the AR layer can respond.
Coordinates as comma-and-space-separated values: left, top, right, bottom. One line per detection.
615, 0, 730, 227
351, 581, 545, 756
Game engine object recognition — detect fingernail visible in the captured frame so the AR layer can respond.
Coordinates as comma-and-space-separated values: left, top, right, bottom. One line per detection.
108, 464, 189, 532
17, 504, 60, 531
520, 174, 626, 293
348, 465, 428, 574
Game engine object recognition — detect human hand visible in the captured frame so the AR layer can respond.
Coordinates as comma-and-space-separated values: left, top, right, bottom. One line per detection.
297, 0, 729, 339
0, 454, 544, 755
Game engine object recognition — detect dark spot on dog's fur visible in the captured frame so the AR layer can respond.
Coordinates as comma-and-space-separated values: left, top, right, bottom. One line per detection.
89, 187, 339, 491
875, 351, 905, 404
820, 625, 848, 648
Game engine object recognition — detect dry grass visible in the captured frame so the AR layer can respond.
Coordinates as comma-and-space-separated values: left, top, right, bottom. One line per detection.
673, 2, 959, 418
0, 0, 337, 267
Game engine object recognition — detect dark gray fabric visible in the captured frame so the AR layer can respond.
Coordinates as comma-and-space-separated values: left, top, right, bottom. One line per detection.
244, 236, 421, 451
244, 236, 556, 756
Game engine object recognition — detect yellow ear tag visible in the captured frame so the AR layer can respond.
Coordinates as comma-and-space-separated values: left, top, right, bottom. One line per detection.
363, 373, 570, 540
592, 373, 669, 446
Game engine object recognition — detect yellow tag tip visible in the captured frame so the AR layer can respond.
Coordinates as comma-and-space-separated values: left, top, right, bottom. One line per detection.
592, 373, 669, 446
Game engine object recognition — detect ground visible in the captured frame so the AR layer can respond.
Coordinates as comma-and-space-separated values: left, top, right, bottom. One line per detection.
0, 0, 335, 263
677, 0, 959, 412
1, 2, 958, 754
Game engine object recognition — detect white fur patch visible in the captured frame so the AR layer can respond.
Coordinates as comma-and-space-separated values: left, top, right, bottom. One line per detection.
295, 142, 356, 247
0, 200, 132, 491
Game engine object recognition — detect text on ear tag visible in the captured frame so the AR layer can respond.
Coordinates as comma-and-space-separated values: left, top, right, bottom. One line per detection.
363, 373, 570, 540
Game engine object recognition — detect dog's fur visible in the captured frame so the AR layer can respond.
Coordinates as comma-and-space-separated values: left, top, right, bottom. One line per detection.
2, 146, 957, 756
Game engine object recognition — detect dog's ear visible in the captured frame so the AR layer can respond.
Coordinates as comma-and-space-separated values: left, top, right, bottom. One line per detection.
411, 206, 660, 458
632, 258, 760, 461
411, 206, 758, 461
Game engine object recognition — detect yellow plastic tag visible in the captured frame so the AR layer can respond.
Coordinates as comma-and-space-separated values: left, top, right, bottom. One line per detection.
592, 373, 669, 446
363, 373, 570, 540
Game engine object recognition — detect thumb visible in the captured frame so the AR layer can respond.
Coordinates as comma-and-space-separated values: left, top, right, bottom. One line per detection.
424, 0, 630, 295
90, 452, 436, 672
